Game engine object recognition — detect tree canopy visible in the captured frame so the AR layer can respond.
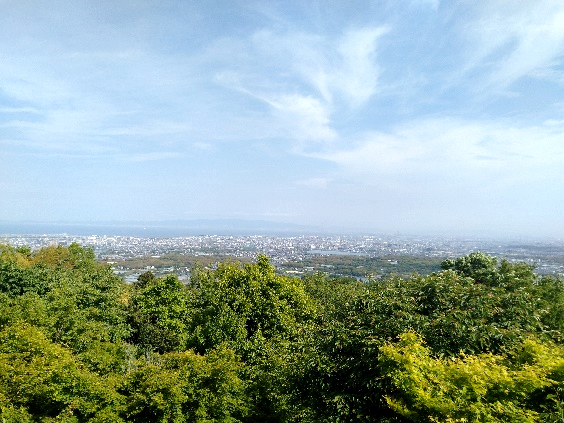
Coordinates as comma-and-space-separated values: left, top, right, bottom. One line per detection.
0, 243, 562, 422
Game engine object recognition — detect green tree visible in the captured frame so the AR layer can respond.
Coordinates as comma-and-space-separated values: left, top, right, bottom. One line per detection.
0, 248, 52, 297
187, 255, 316, 422
0, 323, 124, 422
379, 331, 564, 422
441, 251, 537, 290
130, 274, 189, 353
137, 270, 156, 289
285, 252, 560, 421
121, 346, 247, 423
187, 255, 315, 355
302, 273, 368, 322
536, 274, 564, 339
0, 244, 132, 374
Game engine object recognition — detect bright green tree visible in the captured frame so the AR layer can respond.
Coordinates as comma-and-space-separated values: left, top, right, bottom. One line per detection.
187, 255, 315, 355
0, 243, 132, 374
121, 346, 247, 423
0, 323, 124, 422
379, 331, 564, 422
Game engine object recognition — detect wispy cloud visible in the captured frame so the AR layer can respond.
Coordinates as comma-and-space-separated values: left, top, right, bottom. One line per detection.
544, 118, 564, 126
460, 0, 564, 92
311, 118, 564, 187
411, 0, 440, 10
1, 1, 564, 235
192, 142, 214, 151
269, 94, 337, 143
213, 24, 387, 145
251, 26, 387, 107
0, 107, 42, 114
334, 27, 388, 107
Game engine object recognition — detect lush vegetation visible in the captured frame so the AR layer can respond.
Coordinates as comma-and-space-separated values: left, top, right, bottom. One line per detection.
279, 254, 443, 279
0, 244, 563, 422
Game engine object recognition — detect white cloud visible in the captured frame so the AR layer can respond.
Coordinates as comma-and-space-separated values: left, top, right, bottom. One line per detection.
334, 27, 388, 107
270, 94, 337, 143
462, 0, 564, 91
210, 24, 386, 146
213, 71, 337, 143
102, 120, 193, 137
250, 26, 386, 107
0, 107, 41, 114
411, 0, 440, 10
192, 142, 214, 151
531, 67, 564, 86
544, 119, 564, 126
311, 118, 564, 188
2, 0, 563, 235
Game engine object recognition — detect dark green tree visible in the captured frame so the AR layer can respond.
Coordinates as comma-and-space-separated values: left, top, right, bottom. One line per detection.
136, 270, 156, 289
129, 274, 189, 353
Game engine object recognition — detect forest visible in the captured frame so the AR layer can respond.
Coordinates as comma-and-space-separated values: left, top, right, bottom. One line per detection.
0, 243, 563, 422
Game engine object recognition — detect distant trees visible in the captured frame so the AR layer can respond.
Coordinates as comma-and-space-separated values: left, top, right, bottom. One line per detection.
0, 243, 563, 422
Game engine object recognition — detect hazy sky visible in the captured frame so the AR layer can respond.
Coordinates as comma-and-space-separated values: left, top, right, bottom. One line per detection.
1, 0, 564, 237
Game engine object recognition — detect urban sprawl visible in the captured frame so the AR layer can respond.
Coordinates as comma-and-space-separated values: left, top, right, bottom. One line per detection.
2, 233, 564, 278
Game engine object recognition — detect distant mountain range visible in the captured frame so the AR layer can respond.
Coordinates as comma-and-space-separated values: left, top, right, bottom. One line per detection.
0, 219, 321, 237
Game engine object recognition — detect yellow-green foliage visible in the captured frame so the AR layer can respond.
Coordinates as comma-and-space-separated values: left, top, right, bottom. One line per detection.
30, 243, 96, 269
380, 331, 564, 422
121, 346, 247, 423
0, 322, 124, 422
0, 245, 33, 268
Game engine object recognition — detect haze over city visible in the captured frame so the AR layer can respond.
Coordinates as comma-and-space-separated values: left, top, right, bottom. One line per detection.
2, 1, 564, 238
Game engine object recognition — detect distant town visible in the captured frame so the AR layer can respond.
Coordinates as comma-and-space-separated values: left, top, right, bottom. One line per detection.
2, 232, 563, 282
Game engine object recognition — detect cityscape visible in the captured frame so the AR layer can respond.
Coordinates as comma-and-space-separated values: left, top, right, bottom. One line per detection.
2, 232, 563, 281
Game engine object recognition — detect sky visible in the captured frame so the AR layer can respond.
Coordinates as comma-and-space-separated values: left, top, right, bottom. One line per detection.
1, 0, 564, 238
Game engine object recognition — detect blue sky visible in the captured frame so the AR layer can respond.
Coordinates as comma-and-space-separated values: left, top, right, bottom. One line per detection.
1, 0, 564, 237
